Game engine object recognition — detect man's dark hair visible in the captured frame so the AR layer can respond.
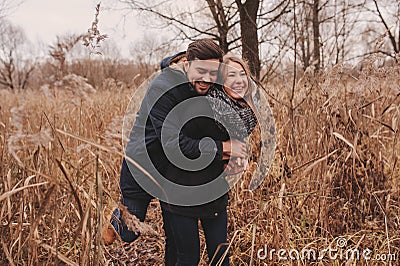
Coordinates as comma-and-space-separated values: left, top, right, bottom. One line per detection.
186, 39, 224, 62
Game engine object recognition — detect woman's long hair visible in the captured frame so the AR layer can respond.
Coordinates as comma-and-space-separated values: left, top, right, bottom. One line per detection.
218, 53, 256, 107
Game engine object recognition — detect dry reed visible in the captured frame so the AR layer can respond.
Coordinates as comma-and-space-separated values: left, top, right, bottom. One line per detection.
0, 58, 399, 265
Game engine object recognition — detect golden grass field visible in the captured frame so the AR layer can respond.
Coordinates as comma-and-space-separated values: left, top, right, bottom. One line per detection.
1, 60, 399, 265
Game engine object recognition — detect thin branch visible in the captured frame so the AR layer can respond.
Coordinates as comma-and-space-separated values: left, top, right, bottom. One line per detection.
132, 2, 220, 39
372, 0, 398, 53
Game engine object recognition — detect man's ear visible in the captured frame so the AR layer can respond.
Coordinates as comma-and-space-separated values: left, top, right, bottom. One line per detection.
183, 59, 189, 72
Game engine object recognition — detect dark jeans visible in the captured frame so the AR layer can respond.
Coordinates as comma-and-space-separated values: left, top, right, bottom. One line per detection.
112, 197, 177, 266
162, 209, 230, 266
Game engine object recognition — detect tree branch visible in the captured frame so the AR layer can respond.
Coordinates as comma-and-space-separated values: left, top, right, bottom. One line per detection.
132, 2, 220, 39
372, 0, 398, 53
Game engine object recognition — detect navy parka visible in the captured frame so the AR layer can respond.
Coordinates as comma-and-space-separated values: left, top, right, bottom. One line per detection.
121, 65, 229, 217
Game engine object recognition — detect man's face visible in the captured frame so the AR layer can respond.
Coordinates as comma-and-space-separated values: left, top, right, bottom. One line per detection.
184, 59, 220, 95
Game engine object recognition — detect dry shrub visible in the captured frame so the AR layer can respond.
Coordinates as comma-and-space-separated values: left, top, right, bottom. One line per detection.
0, 58, 399, 265
0, 81, 128, 265
225, 58, 399, 265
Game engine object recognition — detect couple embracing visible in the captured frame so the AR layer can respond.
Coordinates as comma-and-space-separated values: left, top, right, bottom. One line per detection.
103, 39, 258, 266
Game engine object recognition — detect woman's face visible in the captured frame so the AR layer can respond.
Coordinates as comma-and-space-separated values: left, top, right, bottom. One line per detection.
223, 61, 249, 100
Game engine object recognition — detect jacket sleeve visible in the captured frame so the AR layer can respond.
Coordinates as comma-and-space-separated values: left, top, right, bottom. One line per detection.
146, 86, 223, 161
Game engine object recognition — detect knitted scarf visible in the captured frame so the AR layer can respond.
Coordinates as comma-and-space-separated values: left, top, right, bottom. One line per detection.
206, 86, 258, 140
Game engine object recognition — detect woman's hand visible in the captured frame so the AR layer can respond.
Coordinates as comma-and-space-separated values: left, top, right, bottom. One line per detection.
224, 157, 249, 175
222, 139, 247, 160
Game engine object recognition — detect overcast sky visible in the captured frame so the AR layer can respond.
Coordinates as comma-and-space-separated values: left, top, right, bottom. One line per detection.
7, 0, 145, 57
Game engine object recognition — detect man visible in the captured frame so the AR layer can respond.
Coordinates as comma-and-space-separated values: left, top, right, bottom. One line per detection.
103, 39, 246, 265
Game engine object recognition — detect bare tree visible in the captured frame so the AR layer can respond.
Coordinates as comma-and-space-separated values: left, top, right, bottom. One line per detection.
285, 0, 326, 71
269, 0, 370, 71
130, 34, 180, 75
0, 19, 35, 89
257, 1, 291, 81
110, 0, 400, 80
369, 0, 400, 60
311, 0, 322, 71
205, 0, 239, 53
235, 0, 261, 77
327, 0, 365, 65
0, 0, 24, 18
112, 0, 291, 79
118, 0, 240, 52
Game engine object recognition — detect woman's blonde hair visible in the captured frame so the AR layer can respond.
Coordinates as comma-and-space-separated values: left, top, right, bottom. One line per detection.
219, 53, 255, 104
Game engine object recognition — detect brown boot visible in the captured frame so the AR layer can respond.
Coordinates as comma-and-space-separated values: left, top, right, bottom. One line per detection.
101, 210, 119, 245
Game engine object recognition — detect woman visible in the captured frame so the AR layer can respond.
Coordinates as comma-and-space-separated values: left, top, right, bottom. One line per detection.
161, 53, 258, 266
207, 53, 258, 174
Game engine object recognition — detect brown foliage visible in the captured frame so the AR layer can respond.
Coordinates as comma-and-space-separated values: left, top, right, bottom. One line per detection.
0, 58, 399, 265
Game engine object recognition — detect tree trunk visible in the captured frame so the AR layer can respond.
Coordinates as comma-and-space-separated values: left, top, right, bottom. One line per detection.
206, 0, 230, 53
235, 0, 261, 79
312, 0, 321, 71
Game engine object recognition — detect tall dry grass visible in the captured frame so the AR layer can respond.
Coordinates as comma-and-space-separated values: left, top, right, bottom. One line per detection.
0, 58, 399, 265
